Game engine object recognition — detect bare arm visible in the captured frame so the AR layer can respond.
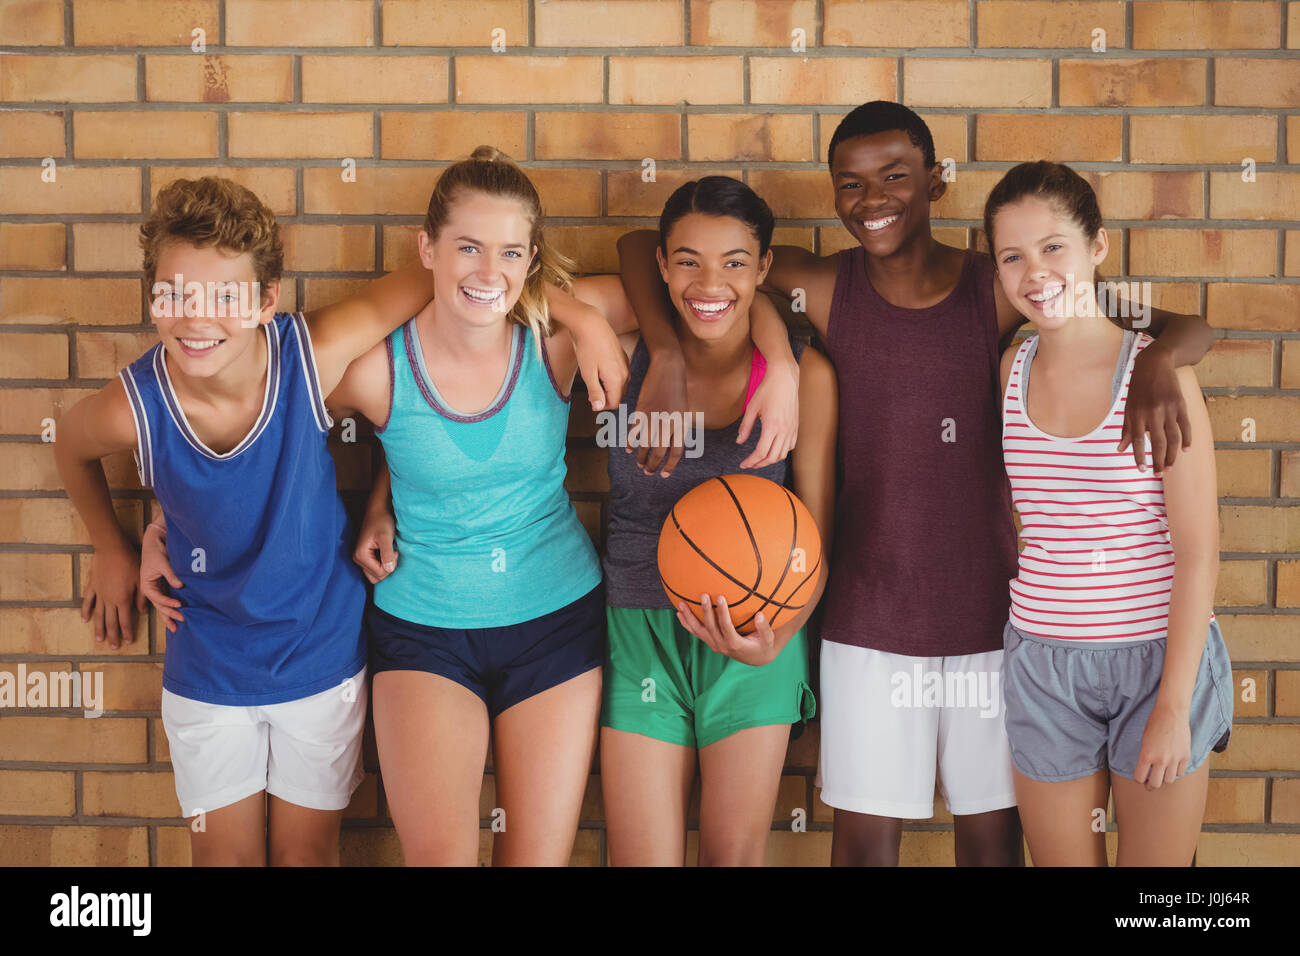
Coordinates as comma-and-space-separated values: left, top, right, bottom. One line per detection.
53, 379, 144, 648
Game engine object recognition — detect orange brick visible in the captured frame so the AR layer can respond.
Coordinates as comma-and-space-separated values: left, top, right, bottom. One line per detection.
825, 0, 967, 46
1197, 338, 1273, 388
282, 225, 375, 273
1218, 613, 1300, 661
537, 0, 683, 46
1283, 341, 1300, 388
301, 278, 372, 311
1216, 58, 1300, 107
1215, 449, 1272, 498
0, 552, 70, 600
1216, 724, 1300, 771
1060, 58, 1206, 107
0, 387, 92, 434
1215, 560, 1266, 607
71, 223, 142, 272
747, 169, 834, 220
382, 0, 528, 46
75, 331, 157, 379
0, 166, 139, 215
150, 165, 296, 217
74, 111, 218, 160
381, 225, 423, 270
1293, 0, 1300, 48
84, 771, 179, 818
1205, 284, 1300, 330
226, 0, 373, 47
693, 0, 818, 47
609, 56, 743, 105
1288, 230, 1300, 276
304, 167, 435, 216
905, 58, 1050, 108
0, 497, 140, 546
1129, 229, 1276, 278
302, 55, 449, 104
455, 56, 603, 104
81, 662, 164, 711
1133, 1, 1283, 50
1231, 668, 1268, 718
1284, 450, 1300, 498
0, 109, 64, 157
0, 334, 68, 379
1216, 503, 1300, 550
1142, 281, 1201, 314
1203, 777, 1266, 824
976, 113, 1122, 162
535, 112, 681, 161
1291, 117, 1300, 165
1, 277, 141, 326
73, 0, 218, 46
932, 168, 1006, 221
547, 224, 628, 274
1278, 669, 1300, 715
0, 54, 136, 102
0, 825, 149, 866
1130, 114, 1277, 164
978, 1, 1126, 48
1280, 561, 1300, 608
1211, 172, 1300, 221
607, 168, 742, 217
687, 113, 812, 162
819, 112, 967, 163
145, 54, 293, 103
1080, 170, 1203, 220
0, 0, 63, 45
0, 771, 75, 815
380, 111, 527, 161
228, 112, 372, 160
752, 56, 896, 105
529, 169, 604, 217
1273, 779, 1300, 823
0, 222, 65, 270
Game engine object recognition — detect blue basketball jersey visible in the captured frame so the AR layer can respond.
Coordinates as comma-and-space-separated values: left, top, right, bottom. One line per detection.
120, 312, 366, 705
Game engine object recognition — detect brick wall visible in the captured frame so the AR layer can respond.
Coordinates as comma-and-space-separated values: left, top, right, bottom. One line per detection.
1, 0, 1297, 866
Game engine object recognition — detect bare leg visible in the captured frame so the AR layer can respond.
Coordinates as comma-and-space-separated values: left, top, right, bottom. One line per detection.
830, 810, 903, 867
1112, 762, 1209, 867
372, 671, 489, 866
600, 727, 696, 866
952, 806, 1025, 866
267, 798, 343, 866
188, 791, 266, 866
698, 723, 791, 866
1012, 766, 1109, 867
491, 667, 602, 866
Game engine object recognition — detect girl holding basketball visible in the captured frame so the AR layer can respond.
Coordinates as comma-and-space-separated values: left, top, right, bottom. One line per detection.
566, 176, 838, 865
988, 161, 1232, 866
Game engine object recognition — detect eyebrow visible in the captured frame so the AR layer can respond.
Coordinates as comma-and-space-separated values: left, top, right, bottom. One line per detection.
670, 246, 752, 256
995, 233, 1071, 256
834, 159, 907, 178
453, 235, 527, 250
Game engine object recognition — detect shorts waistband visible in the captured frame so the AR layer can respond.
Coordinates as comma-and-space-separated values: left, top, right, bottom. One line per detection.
1005, 620, 1163, 652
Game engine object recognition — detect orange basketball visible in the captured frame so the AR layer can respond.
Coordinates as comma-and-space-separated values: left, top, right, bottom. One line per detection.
658, 474, 822, 635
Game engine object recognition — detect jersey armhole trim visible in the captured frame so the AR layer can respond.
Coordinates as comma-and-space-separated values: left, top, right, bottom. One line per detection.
539, 325, 572, 404
290, 311, 334, 432
375, 332, 395, 435
119, 365, 154, 488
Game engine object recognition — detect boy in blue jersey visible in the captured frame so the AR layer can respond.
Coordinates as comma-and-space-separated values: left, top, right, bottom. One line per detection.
55, 176, 625, 865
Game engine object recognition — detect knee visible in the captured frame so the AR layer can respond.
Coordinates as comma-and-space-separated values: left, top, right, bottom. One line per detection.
698, 832, 768, 867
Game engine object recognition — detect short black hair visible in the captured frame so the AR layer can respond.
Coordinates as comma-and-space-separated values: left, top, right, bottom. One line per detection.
827, 100, 936, 169
658, 175, 775, 256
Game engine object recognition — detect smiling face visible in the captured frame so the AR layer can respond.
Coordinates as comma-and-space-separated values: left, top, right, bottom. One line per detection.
149, 241, 278, 379
656, 212, 772, 343
830, 129, 942, 255
991, 195, 1108, 329
419, 189, 537, 328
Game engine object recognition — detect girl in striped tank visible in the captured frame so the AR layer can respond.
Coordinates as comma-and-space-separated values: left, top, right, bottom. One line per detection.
986, 162, 1232, 866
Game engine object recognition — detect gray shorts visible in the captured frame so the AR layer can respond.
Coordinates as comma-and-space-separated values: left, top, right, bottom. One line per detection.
1002, 619, 1233, 783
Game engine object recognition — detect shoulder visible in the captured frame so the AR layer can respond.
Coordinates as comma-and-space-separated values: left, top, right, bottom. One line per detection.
999, 336, 1029, 396
797, 344, 836, 400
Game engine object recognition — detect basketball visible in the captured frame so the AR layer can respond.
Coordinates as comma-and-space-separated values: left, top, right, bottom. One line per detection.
658, 474, 822, 635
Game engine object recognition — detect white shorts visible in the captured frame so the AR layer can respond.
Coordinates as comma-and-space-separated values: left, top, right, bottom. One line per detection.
161, 667, 367, 818
816, 642, 1016, 819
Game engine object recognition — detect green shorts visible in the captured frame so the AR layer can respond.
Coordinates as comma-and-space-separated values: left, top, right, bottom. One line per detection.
601, 606, 816, 749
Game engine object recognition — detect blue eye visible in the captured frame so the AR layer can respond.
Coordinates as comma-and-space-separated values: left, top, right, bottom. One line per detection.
1045, 243, 1063, 253
503, 250, 520, 259
459, 245, 478, 255
1002, 254, 1020, 265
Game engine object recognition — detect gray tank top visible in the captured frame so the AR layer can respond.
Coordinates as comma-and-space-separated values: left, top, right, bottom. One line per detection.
602, 333, 808, 609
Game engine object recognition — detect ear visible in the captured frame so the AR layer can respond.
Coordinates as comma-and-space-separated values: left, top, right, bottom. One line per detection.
1091, 226, 1109, 268
258, 278, 280, 323
755, 247, 773, 287
417, 229, 436, 269
927, 161, 947, 202
655, 244, 669, 284
528, 243, 539, 276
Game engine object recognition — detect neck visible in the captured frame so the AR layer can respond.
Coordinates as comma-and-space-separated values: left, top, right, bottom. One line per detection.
678, 309, 755, 375
863, 227, 943, 280
1034, 311, 1125, 366
171, 324, 268, 404
423, 298, 513, 359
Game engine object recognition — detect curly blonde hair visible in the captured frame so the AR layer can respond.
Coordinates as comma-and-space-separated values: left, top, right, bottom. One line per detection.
423, 146, 574, 351
140, 176, 283, 298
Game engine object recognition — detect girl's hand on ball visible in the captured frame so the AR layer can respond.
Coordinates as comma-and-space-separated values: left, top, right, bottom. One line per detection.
676, 594, 778, 667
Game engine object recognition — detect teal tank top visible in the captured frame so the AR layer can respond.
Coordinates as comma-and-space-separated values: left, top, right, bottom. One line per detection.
374, 317, 602, 628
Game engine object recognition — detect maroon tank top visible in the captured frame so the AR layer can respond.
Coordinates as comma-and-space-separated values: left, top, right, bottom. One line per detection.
820, 245, 1018, 656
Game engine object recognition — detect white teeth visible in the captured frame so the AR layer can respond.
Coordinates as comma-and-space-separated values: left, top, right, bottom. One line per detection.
462, 286, 504, 306
179, 338, 220, 349
861, 215, 898, 231
1027, 285, 1063, 302
689, 300, 731, 314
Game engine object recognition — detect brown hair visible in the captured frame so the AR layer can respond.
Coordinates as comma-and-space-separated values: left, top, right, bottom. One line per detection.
423, 146, 574, 350
140, 176, 283, 297
983, 161, 1104, 272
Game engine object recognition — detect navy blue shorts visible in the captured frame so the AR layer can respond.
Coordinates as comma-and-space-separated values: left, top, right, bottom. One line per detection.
366, 585, 605, 719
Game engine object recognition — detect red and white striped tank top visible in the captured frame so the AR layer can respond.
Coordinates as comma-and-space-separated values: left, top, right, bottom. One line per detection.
1002, 332, 1205, 642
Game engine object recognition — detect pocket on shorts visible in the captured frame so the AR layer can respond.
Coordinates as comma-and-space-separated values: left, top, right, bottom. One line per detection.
1202, 620, 1234, 752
